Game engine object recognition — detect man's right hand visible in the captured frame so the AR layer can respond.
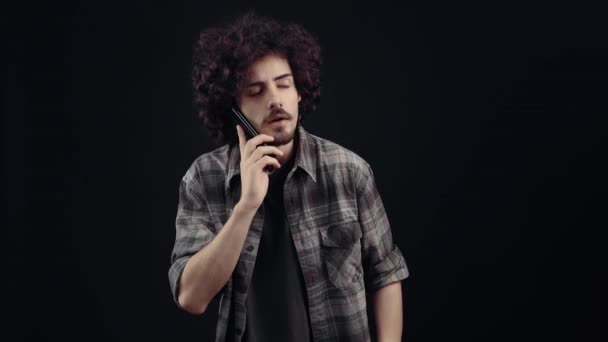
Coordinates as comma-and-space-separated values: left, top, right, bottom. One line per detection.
236, 125, 283, 211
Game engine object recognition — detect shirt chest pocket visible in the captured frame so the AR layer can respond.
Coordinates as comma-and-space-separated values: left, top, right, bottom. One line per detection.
319, 221, 363, 288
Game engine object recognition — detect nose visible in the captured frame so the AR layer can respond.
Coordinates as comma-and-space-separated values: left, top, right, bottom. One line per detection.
267, 85, 283, 109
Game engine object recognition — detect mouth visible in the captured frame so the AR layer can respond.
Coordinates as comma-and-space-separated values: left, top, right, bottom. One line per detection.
268, 117, 288, 126
267, 113, 289, 125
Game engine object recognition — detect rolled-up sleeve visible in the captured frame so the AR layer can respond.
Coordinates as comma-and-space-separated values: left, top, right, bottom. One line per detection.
168, 164, 216, 306
356, 162, 409, 291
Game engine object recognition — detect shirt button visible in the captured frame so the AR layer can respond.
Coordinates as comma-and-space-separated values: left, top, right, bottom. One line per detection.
246, 245, 254, 252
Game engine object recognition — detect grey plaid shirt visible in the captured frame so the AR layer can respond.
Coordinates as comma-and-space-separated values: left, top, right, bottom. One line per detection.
169, 125, 409, 342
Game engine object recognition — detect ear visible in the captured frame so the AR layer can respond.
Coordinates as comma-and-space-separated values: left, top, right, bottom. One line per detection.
298, 94, 301, 102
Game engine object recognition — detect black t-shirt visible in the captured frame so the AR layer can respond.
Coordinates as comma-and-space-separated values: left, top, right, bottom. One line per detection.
243, 156, 312, 342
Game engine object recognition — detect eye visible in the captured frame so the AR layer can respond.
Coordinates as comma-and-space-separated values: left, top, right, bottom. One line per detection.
247, 86, 262, 96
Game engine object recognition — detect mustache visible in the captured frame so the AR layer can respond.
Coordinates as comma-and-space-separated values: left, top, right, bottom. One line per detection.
266, 108, 292, 122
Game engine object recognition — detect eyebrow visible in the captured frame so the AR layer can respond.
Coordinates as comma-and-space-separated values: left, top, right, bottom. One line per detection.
246, 73, 293, 88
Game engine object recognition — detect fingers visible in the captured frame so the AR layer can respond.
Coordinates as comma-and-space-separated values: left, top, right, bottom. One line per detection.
237, 125, 272, 158
253, 155, 281, 172
245, 146, 284, 166
244, 135, 276, 159
236, 126, 276, 160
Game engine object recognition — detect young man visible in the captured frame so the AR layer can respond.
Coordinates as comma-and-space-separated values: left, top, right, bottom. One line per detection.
169, 11, 409, 342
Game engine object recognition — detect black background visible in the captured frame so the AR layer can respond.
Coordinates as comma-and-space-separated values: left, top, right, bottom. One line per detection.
4, 1, 607, 341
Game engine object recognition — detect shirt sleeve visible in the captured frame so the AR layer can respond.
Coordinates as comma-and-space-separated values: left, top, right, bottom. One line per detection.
168, 164, 216, 307
356, 162, 409, 291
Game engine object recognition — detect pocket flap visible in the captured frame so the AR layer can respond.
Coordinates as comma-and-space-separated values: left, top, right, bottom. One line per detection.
320, 221, 362, 248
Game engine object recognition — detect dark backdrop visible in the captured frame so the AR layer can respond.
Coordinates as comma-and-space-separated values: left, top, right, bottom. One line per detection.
4, 1, 606, 341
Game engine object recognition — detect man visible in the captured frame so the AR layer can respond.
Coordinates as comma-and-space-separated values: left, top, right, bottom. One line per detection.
169, 11, 409, 342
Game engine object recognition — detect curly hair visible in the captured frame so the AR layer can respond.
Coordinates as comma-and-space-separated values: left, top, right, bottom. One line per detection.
192, 11, 322, 145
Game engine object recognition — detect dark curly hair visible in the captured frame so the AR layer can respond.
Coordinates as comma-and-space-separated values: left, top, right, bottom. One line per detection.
192, 11, 322, 145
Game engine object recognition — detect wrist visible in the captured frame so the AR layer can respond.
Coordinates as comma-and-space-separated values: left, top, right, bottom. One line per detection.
234, 200, 259, 216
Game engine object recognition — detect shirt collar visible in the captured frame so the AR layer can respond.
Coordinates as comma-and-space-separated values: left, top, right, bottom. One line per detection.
225, 124, 317, 193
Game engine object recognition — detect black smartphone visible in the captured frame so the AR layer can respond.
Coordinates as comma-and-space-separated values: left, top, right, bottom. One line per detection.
231, 107, 275, 173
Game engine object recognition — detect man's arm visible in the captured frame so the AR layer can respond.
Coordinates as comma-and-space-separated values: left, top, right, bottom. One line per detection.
373, 281, 403, 342
177, 201, 256, 314
174, 127, 283, 314
354, 161, 409, 339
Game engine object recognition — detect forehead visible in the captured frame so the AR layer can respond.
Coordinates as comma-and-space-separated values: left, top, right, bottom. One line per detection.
246, 54, 293, 81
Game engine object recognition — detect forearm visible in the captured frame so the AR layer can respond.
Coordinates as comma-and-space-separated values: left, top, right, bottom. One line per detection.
373, 281, 403, 342
177, 201, 257, 314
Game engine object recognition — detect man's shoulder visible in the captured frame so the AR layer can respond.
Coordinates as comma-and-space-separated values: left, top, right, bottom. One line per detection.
181, 144, 231, 183
192, 144, 231, 169
306, 131, 372, 177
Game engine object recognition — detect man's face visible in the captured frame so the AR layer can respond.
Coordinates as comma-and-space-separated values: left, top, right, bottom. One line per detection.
236, 53, 301, 146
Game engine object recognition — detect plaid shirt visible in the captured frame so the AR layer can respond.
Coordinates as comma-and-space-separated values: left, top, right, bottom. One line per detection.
169, 125, 409, 342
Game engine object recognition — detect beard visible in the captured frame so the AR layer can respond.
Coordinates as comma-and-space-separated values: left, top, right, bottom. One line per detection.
263, 108, 299, 146
267, 119, 298, 146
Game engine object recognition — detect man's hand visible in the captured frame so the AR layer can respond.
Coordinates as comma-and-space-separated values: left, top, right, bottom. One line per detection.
236, 125, 283, 211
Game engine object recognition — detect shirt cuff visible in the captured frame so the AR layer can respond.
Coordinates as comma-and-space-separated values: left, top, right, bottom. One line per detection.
366, 246, 409, 291
168, 256, 190, 308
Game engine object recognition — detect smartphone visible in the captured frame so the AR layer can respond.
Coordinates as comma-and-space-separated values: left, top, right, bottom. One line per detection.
231, 107, 275, 173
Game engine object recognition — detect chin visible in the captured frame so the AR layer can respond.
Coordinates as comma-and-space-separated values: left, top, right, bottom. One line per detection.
267, 127, 296, 146
268, 132, 294, 146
